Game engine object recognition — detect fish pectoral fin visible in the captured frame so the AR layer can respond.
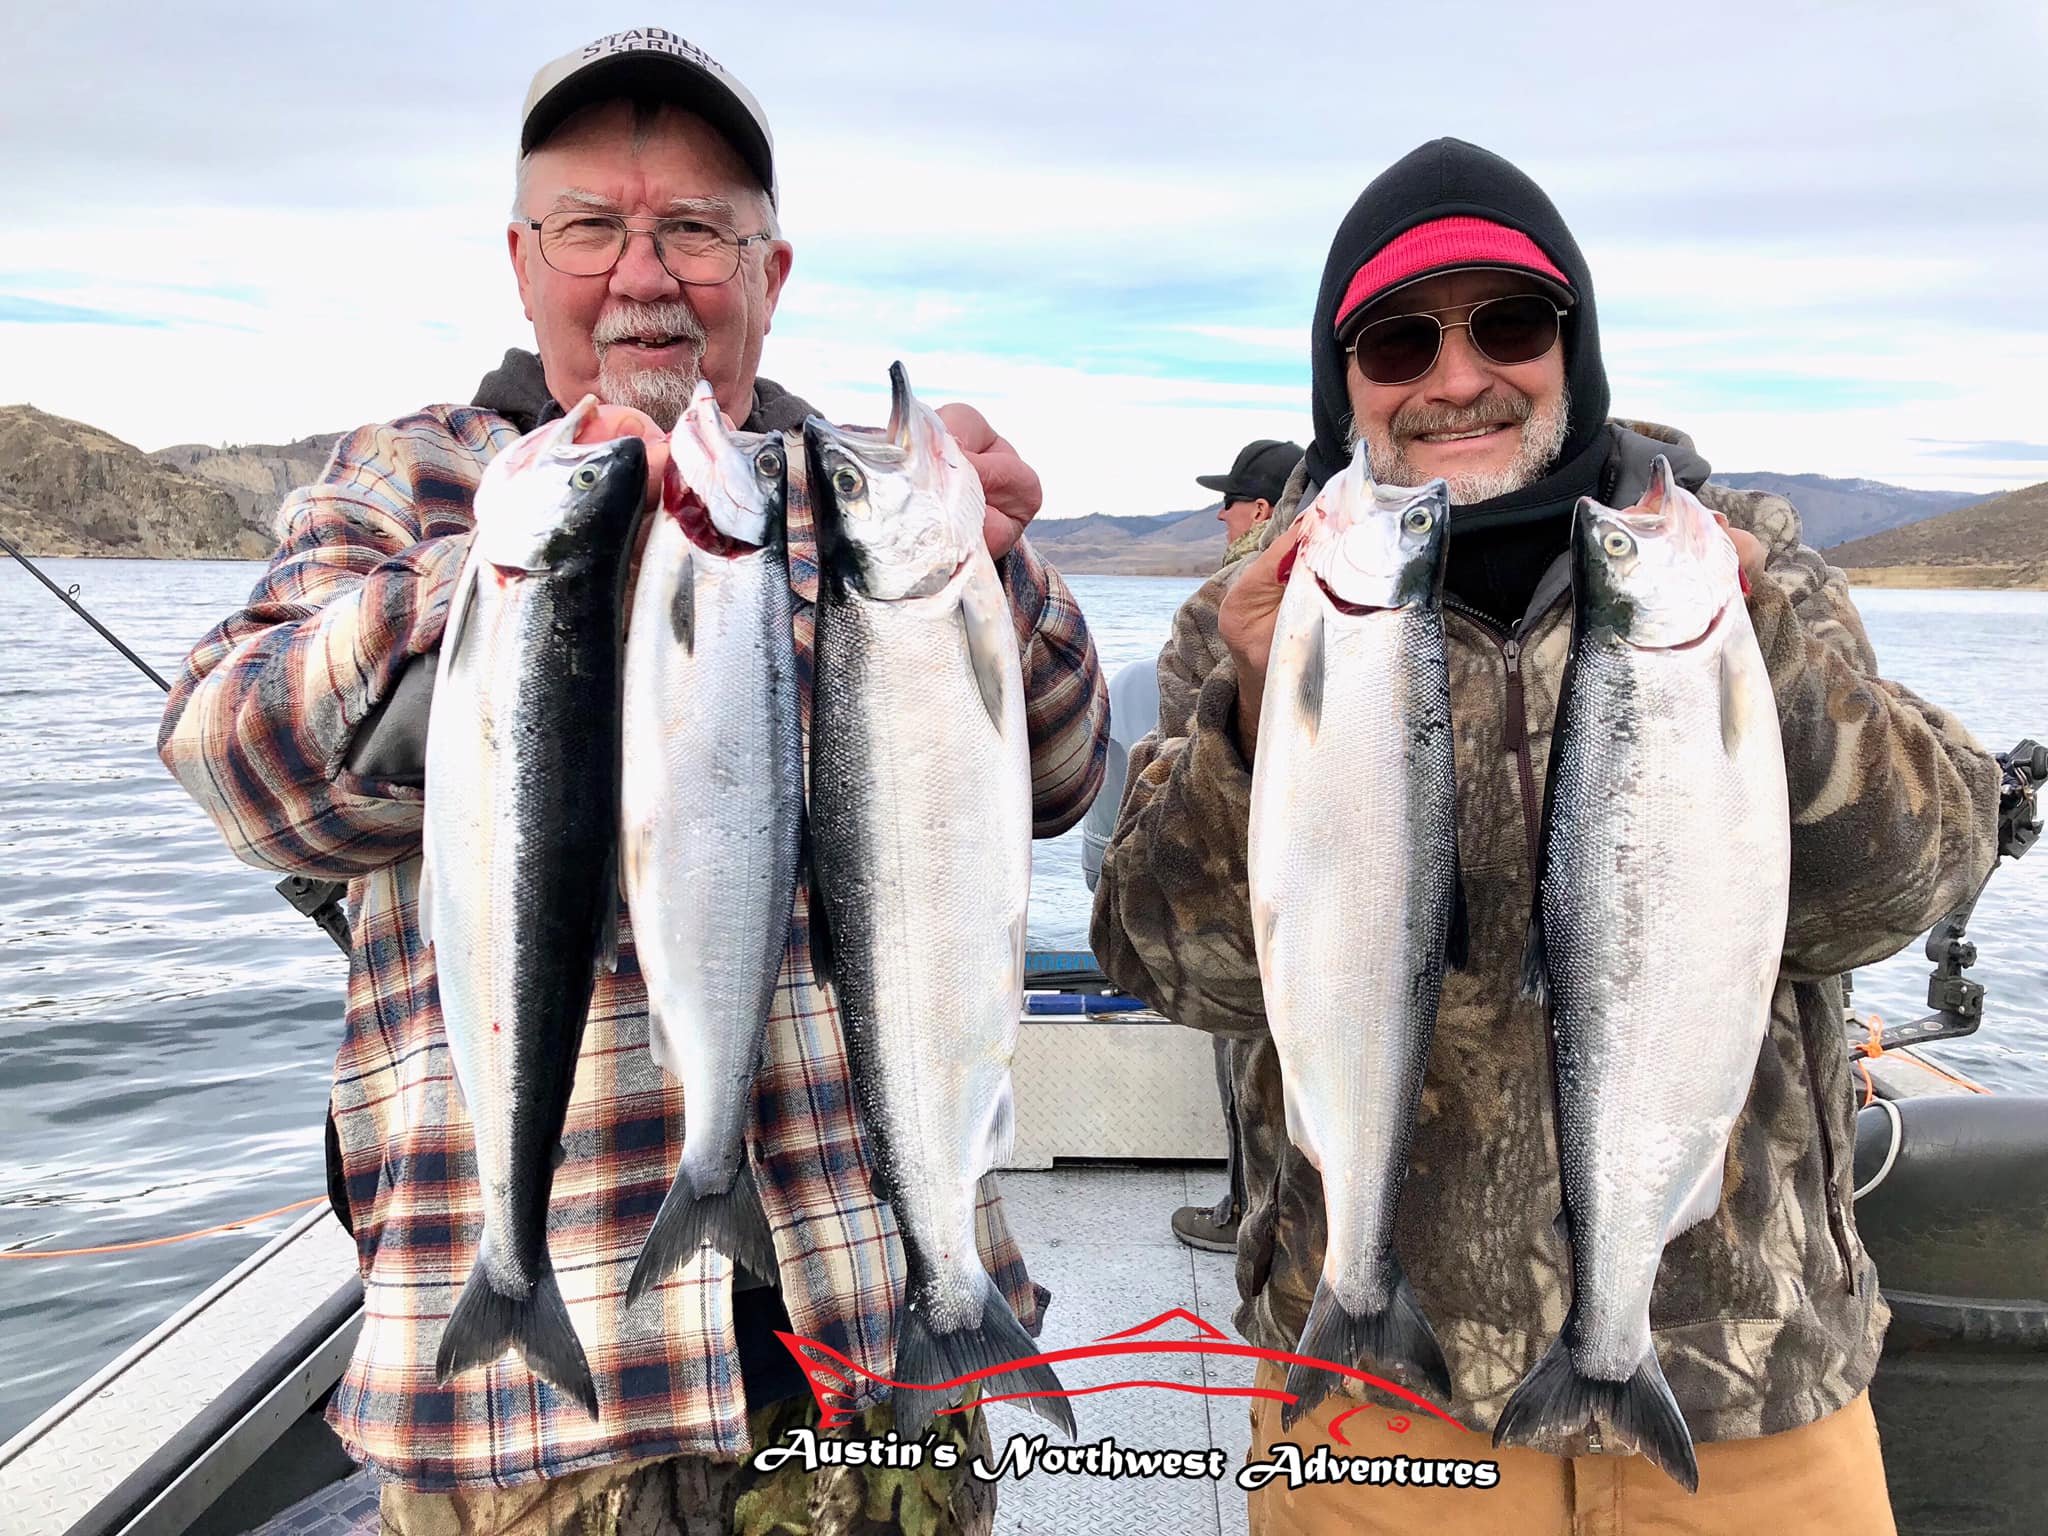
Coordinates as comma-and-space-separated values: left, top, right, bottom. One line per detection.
1717, 635, 1768, 758
416, 851, 434, 949
441, 557, 481, 667
1446, 843, 1471, 972
1279, 1078, 1315, 1166
1668, 1152, 1726, 1239
670, 550, 695, 654
599, 893, 621, 976
957, 564, 1016, 734
1293, 608, 1325, 743
1519, 910, 1551, 1009
619, 825, 643, 909
983, 1079, 1017, 1169
804, 843, 836, 991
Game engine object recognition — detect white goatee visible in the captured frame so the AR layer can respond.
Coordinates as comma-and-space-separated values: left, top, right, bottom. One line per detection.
592, 300, 709, 431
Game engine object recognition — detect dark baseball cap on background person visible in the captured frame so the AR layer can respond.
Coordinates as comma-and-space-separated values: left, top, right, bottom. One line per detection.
521, 28, 778, 206
1196, 439, 1306, 506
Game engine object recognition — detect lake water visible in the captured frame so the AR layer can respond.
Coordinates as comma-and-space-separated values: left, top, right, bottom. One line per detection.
1, 558, 2043, 1443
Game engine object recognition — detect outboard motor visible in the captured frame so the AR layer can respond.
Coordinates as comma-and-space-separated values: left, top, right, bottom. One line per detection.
1856, 1093, 2048, 1535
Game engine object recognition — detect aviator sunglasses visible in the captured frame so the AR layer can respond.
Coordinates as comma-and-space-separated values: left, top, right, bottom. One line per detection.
1349, 293, 1566, 386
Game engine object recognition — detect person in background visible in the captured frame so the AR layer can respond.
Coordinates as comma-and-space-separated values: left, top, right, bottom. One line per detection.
1202, 438, 1307, 567
1082, 438, 1303, 1255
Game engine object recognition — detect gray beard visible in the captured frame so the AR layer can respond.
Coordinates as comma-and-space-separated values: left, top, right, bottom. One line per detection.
592, 300, 708, 431
1356, 384, 1572, 505
596, 354, 701, 431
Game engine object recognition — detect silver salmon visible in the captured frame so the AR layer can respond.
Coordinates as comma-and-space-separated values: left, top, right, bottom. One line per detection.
1247, 443, 1460, 1425
621, 382, 800, 1303
1496, 456, 1790, 1491
421, 398, 645, 1418
804, 364, 1072, 1441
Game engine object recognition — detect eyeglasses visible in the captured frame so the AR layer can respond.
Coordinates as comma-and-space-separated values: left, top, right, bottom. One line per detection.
1348, 294, 1565, 386
524, 210, 775, 286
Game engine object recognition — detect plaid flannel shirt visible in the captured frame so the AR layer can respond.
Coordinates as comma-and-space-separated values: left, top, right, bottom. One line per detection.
157, 389, 1108, 1490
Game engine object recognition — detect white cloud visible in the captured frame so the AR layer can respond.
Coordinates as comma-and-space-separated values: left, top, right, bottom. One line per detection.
1, 0, 2044, 520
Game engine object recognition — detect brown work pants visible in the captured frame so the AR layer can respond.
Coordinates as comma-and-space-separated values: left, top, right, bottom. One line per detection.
1244, 1360, 1897, 1535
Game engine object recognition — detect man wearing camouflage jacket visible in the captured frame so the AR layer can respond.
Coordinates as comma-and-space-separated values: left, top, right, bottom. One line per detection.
1091, 139, 2001, 1534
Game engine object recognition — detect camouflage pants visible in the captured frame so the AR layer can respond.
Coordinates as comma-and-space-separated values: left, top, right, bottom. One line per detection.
379, 1395, 995, 1536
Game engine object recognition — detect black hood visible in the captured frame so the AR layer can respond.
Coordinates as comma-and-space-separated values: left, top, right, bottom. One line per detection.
1307, 138, 1611, 534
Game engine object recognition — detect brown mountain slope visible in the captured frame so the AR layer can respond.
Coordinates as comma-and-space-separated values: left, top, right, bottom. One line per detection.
151, 432, 342, 528
1826, 480, 2048, 589
1031, 506, 1229, 576
0, 405, 267, 559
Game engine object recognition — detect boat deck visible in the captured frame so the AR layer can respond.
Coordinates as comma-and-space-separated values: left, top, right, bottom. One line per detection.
253, 1163, 1254, 1536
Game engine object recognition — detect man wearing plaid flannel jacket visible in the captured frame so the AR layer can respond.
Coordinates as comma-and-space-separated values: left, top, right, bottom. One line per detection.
158, 29, 1108, 1535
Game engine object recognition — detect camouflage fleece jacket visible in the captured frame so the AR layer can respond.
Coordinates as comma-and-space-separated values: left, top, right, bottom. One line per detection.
1090, 421, 2002, 1445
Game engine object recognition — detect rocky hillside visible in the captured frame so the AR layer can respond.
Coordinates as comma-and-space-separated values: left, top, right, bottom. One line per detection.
1825, 480, 2048, 588
1031, 506, 1228, 576
0, 406, 270, 559
1029, 472, 1993, 576
1712, 472, 1984, 549
5, 397, 2027, 584
152, 432, 341, 527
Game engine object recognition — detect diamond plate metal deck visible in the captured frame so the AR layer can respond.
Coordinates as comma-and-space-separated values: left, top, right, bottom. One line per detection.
1006, 1017, 1229, 1168
0, 1208, 359, 1536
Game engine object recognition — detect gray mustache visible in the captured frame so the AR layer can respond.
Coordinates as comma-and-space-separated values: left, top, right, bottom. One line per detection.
1392, 390, 1534, 438
593, 303, 707, 350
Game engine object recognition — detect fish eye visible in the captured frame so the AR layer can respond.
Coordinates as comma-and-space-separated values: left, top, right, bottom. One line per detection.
831, 464, 865, 500
571, 464, 600, 490
1402, 505, 1435, 535
756, 447, 784, 480
1601, 527, 1636, 560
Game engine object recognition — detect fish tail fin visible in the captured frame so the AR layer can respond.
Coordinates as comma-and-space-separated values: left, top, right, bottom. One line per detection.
893, 1284, 1075, 1443
626, 1161, 779, 1307
435, 1256, 599, 1419
1494, 1331, 1698, 1493
1282, 1270, 1450, 1428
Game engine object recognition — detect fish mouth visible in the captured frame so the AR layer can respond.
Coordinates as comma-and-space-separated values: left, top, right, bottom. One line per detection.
670, 485, 761, 558
1629, 592, 1733, 653
1315, 575, 1403, 617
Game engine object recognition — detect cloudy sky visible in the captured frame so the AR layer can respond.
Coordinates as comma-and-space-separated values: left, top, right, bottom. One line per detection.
4, 0, 2045, 518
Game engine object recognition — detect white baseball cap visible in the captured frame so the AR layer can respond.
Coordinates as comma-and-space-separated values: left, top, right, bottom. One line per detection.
521, 28, 777, 206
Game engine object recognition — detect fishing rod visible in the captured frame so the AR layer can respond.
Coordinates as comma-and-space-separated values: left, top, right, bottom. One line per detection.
0, 532, 352, 955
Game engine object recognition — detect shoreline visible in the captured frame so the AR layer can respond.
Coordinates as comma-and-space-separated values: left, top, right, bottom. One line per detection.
10, 548, 2048, 593
1841, 564, 2048, 591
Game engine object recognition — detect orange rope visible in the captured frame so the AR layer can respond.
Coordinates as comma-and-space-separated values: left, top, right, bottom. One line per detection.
1846, 1010, 1990, 1096
1904, 1055, 1992, 1095
0, 1196, 325, 1260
